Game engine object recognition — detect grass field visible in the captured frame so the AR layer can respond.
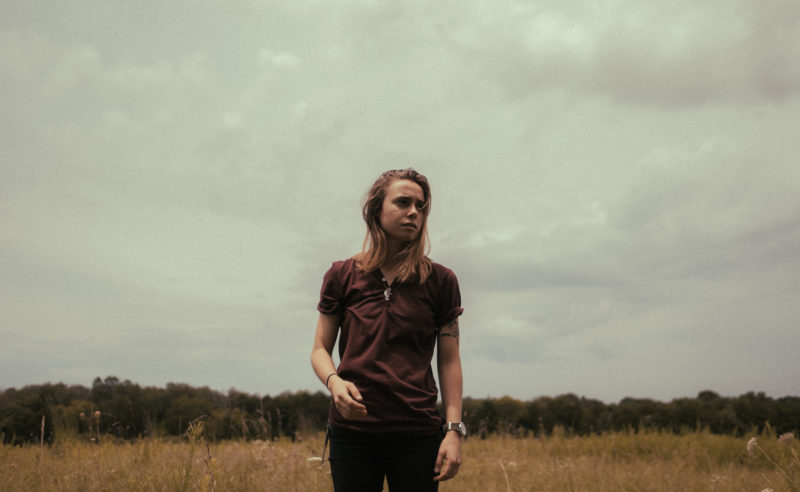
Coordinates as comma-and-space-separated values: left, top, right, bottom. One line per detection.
1, 427, 797, 491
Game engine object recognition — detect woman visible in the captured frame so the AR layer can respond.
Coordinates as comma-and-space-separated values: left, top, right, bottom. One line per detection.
311, 169, 466, 491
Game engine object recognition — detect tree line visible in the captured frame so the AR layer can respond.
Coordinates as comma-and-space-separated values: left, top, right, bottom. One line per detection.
1, 377, 797, 445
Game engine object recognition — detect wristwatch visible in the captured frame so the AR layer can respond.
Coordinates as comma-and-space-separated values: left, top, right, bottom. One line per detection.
445, 421, 468, 438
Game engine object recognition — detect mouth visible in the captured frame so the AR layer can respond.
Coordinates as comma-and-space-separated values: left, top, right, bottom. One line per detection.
401, 223, 417, 230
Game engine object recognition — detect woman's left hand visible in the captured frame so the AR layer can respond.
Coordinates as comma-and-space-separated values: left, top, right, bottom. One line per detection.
433, 431, 462, 481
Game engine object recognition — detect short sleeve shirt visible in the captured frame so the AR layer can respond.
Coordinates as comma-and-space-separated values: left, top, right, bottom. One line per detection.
318, 258, 463, 434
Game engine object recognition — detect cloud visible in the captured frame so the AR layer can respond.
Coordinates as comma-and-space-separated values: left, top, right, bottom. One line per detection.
2, 0, 799, 402
439, 0, 800, 104
258, 49, 301, 69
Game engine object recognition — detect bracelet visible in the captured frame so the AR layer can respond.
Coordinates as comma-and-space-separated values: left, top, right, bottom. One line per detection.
325, 372, 338, 389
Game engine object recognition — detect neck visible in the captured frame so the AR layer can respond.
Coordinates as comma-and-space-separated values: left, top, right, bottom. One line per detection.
385, 238, 403, 263
381, 239, 404, 274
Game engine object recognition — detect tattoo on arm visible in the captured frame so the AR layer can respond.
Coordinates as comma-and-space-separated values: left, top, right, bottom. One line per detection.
439, 318, 460, 343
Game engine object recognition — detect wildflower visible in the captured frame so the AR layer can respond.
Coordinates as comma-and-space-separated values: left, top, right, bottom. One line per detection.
778, 432, 794, 445
94, 410, 101, 417
747, 437, 758, 454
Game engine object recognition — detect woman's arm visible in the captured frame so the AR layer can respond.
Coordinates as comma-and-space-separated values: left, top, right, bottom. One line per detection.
310, 313, 367, 420
434, 316, 463, 481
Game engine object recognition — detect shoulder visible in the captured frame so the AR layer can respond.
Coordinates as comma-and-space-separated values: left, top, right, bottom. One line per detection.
430, 260, 457, 277
323, 257, 363, 283
330, 257, 355, 270
426, 260, 464, 322
427, 260, 460, 285
326, 256, 358, 273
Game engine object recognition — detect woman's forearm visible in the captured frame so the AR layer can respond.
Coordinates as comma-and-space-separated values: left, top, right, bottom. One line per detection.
311, 347, 338, 387
311, 313, 341, 390
438, 353, 463, 421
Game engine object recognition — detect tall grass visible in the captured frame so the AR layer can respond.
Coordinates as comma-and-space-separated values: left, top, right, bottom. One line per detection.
457, 428, 798, 491
1, 427, 796, 491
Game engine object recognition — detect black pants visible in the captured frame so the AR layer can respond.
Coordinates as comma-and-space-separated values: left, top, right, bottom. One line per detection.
328, 425, 442, 492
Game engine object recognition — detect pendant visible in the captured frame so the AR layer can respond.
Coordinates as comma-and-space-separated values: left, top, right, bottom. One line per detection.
381, 276, 392, 301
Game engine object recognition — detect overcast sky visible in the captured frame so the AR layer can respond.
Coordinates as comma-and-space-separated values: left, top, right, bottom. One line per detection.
2, 0, 799, 403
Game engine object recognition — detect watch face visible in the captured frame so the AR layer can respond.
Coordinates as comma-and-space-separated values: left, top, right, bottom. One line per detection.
447, 422, 467, 436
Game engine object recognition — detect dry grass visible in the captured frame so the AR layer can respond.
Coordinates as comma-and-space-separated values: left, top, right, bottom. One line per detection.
1, 429, 797, 491
0, 436, 331, 491
453, 429, 798, 491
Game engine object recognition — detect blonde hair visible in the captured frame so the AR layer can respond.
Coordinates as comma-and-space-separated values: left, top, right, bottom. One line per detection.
354, 169, 432, 284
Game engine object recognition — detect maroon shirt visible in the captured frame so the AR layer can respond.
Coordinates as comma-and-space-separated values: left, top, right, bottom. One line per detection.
318, 257, 463, 434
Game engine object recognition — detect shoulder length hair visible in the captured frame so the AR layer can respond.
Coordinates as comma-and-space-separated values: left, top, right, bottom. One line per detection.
354, 168, 432, 284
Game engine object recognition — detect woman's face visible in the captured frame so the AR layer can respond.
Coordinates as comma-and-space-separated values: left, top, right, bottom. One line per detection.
378, 179, 426, 244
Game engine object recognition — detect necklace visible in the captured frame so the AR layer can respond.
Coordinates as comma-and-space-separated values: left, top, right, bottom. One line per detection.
381, 276, 392, 301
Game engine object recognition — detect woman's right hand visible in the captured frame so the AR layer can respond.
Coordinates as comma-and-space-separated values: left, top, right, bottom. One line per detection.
328, 376, 368, 420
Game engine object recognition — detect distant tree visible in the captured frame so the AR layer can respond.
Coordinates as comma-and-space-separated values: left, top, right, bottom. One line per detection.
579, 396, 610, 433
90, 376, 120, 404
773, 396, 800, 434
612, 397, 659, 431
472, 398, 499, 437
732, 392, 776, 433
493, 396, 526, 435
162, 396, 213, 436
2, 378, 798, 443
227, 388, 261, 414
545, 394, 584, 434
